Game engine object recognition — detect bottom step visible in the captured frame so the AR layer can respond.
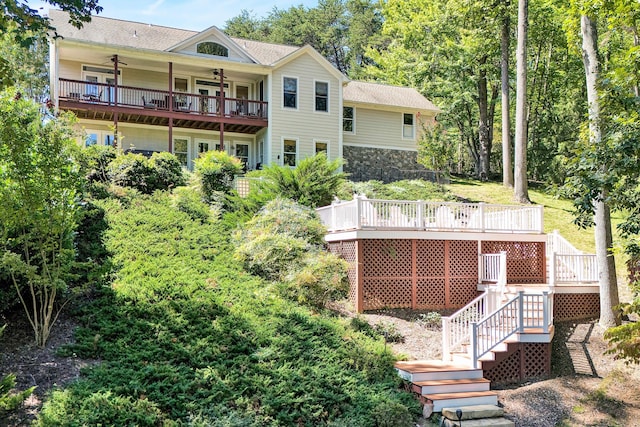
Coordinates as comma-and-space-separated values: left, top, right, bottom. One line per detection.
440, 417, 515, 427
425, 391, 498, 412
442, 404, 504, 420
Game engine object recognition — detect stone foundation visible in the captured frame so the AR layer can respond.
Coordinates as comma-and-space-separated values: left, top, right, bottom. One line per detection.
343, 145, 447, 183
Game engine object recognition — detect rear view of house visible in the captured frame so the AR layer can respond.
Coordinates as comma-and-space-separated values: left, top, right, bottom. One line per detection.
48, 10, 440, 181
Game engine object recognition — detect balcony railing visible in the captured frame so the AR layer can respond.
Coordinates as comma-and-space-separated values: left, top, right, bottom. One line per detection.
316, 196, 545, 233
58, 78, 268, 119
547, 230, 598, 285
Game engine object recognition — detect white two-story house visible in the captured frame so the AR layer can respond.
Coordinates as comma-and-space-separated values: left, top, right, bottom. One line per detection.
48, 10, 440, 181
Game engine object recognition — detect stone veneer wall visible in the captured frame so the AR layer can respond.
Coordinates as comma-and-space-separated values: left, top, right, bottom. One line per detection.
343, 145, 447, 183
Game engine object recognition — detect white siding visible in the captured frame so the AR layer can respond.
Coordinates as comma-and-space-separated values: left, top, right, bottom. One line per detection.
269, 54, 341, 165
343, 106, 436, 150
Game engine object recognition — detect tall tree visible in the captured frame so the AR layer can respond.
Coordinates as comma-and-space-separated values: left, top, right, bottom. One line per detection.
501, 3, 513, 187
579, 13, 620, 327
514, 0, 530, 202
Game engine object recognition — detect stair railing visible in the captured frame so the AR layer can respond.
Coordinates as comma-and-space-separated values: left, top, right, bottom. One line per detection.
547, 230, 598, 285
470, 291, 552, 369
441, 289, 492, 361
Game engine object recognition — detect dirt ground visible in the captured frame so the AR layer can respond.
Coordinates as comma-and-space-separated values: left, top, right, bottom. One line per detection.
2, 304, 640, 426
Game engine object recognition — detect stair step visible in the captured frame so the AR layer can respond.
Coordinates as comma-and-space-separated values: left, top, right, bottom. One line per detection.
425, 391, 498, 412
412, 378, 490, 394
395, 360, 483, 382
442, 404, 504, 420
440, 417, 515, 427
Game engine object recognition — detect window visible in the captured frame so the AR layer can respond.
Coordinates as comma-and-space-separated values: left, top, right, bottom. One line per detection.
403, 113, 415, 139
315, 81, 328, 112
283, 139, 297, 166
343, 107, 354, 133
197, 42, 229, 57
315, 141, 328, 154
283, 77, 297, 108
235, 144, 249, 169
84, 130, 114, 147
173, 137, 189, 167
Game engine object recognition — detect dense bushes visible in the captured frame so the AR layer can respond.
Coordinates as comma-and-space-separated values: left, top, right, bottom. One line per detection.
249, 153, 346, 207
194, 150, 243, 202
107, 152, 185, 194
234, 197, 349, 307
34, 192, 419, 425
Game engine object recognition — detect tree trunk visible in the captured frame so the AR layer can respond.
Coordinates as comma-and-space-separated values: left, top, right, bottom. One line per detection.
501, 11, 513, 187
581, 14, 620, 328
514, 0, 530, 203
477, 57, 491, 180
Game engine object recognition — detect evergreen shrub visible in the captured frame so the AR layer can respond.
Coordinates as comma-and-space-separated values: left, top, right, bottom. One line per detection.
194, 150, 243, 202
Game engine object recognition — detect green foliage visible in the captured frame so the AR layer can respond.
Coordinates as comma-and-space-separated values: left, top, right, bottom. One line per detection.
283, 251, 349, 307
0, 90, 83, 347
415, 312, 442, 329
373, 322, 404, 344
172, 186, 216, 223
371, 399, 414, 427
339, 179, 455, 202
194, 150, 243, 202
77, 144, 117, 184
251, 153, 346, 208
107, 152, 185, 194
37, 192, 420, 425
234, 198, 327, 281
417, 122, 455, 180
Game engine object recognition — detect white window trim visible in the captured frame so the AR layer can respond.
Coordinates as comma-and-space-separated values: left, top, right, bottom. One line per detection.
172, 135, 191, 169
282, 75, 299, 110
82, 129, 115, 147
313, 79, 330, 114
314, 139, 330, 158
343, 106, 355, 134
173, 75, 191, 93
233, 141, 251, 169
281, 137, 299, 167
402, 112, 416, 140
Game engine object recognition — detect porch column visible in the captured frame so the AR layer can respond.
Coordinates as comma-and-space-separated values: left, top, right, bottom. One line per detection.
168, 62, 173, 153
113, 55, 119, 148
219, 68, 224, 151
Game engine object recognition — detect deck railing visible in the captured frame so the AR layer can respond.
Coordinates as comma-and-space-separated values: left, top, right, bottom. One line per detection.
316, 196, 544, 233
441, 290, 492, 359
547, 230, 598, 285
58, 78, 268, 119
480, 251, 507, 297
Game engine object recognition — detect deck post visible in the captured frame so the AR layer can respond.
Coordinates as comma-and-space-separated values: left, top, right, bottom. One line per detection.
330, 200, 337, 231
537, 205, 544, 233
479, 202, 485, 232
542, 291, 549, 333
356, 195, 362, 229
471, 322, 478, 369
518, 291, 524, 333
416, 200, 424, 229
550, 252, 557, 286
441, 317, 451, 361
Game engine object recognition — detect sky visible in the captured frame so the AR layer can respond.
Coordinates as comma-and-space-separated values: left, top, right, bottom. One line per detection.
32, 0, 319, 31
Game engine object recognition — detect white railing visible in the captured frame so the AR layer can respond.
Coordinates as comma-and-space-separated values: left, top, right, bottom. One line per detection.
470, 291, 552, 368
316, 196, 545, 234
480, 251, 508, 298
547, 230, 598, 285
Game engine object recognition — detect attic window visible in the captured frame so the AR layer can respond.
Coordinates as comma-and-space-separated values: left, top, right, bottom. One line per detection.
197, 42, 229, 57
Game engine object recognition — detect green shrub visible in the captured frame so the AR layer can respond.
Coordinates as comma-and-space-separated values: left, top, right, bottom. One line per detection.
371, 399, 414, 427
251, 152, 346, 207
0, 326, 35, 415
150, 151, 186, 190
283, 251, 349, 308
194, 150, 243, 202
234, 198, 327, 281
173, 186, 215, 223
107, 153, 156, 193
78, 144, 117, 183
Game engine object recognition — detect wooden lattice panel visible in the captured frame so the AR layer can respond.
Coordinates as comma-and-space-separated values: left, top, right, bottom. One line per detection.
523, 343, 550, 378
449, 240, 479, 277
363, 279, 412, 310
485, 349, 522, 385
416, 278, 447, 308
482, 241, 545, 284
416, 240, 446, 276
328, 241, 359, 305
554, 293, 600, 321
449, 278, 479, 307
362, 240, 412, 277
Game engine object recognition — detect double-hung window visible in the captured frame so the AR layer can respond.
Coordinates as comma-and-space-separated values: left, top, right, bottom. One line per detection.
403, 113, 415, 139
343, 107, 354, 133
283, 77, 297, 108
283, 139, 297, 166
315, 81, 328, 112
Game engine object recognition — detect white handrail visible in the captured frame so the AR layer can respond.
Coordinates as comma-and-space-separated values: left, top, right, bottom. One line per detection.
318, 198, 545, 234
547, 230, 598, 285
441, 290, 490, 361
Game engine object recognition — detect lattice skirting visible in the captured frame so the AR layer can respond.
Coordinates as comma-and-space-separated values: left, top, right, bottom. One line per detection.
483, 343, 551, 386
554, 293, 600, 321
481, 241, 546, 284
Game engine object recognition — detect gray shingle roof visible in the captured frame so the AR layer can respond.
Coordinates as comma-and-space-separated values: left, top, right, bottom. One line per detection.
343, 81, 440, 112
230, 38, 298, 65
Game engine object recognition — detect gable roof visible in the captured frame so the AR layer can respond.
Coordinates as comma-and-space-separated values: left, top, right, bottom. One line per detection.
230, 38, 299, 65
343, 81, 440, 113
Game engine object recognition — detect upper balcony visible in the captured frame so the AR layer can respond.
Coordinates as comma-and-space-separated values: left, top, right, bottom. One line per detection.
57, 78, 268, 134
316, 196, 545, 234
